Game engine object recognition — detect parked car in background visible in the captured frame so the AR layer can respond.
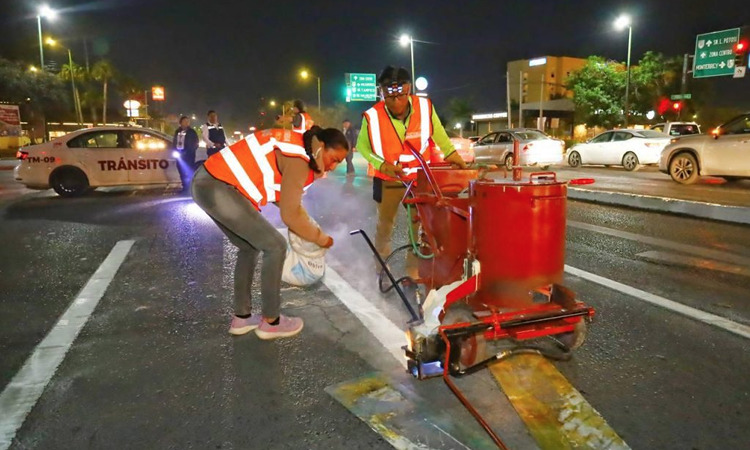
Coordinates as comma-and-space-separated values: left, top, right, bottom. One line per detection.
659, 112, 750, 184
472, 128, 564, 170
566, 129, 671, 171
650, 122, 701, 137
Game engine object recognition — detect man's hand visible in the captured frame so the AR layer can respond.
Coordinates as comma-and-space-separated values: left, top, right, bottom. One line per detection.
379, 161, 405, 178
322, 236, 334, 248
444, 151, 468, 169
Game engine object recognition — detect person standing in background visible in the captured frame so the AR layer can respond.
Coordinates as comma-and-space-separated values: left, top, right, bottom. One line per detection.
291, 100, 314, 134
342, 119, 357, 175
201, 110, 226, 157
173, 115, 199, 191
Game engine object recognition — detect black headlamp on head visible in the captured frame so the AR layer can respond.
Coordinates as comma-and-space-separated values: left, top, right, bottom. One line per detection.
380, 82, 409, 99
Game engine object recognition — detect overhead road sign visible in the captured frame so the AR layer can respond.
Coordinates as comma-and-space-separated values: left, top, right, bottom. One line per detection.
345, 73, 377, 102
693, 28, 740, 78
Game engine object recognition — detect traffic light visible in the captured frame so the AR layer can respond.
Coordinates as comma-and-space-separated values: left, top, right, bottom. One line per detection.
672, 101, 683, 112
735, 40, 749, 69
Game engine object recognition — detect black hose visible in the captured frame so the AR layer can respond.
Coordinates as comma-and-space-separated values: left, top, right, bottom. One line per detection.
377, 244, 417, 294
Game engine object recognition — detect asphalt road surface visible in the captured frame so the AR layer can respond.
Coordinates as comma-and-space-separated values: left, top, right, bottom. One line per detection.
1, 156, 748, 449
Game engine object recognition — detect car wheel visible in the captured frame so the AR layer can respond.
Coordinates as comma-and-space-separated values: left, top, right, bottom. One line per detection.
567, 151, 581, 168
622, 152, 639, 171
504, 154, 514, 171
50, 167, 90, 197
669, 152, 700, 184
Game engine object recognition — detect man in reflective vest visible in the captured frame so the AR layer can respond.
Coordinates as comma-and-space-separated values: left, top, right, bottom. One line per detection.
202, 110, 227, 157
355, 66, 467, 280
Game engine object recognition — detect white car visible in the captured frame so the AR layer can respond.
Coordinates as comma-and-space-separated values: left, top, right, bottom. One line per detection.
566, 129, 671, 171
14, 126, 206, 197
659, 112, 750, 184
473, 129, 564, 170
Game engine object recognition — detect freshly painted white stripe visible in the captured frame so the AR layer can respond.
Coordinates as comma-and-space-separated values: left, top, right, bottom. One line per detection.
219, 148, 263, 204
418, 97, 430, 148
636, 250, 750, 278
365, 109, 385, 159
322, 267, 408, 368
245, 134, 276, 202
565, 264, 750, 340
0, 240, 135, 449
569, 220, 750, 267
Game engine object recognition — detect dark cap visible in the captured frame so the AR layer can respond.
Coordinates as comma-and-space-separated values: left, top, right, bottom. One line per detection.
377, 66, 411, 87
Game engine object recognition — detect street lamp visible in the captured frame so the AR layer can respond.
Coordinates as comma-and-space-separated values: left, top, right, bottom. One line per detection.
299, 69, 321, 111
47, 37, 83, 124
36, 5, 57, 70
614, 14, 633, 127
399, 34, 416, 86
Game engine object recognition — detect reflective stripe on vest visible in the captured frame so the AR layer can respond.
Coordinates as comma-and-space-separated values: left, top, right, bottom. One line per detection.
204, 129, 312, 208
293, 112, 314, 134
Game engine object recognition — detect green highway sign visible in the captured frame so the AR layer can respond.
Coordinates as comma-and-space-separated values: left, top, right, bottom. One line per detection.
670, 93, 692, 100
346, 73, 377, 102
693, 28, 741, 78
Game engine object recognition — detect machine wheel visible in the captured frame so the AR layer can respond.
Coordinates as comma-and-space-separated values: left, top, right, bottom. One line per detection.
442, 303, 487, 370
622, 152, 639, 171
567, 151, 581, 168
669, 152, 700, 185
553, 320, 588, 351
504, 155, 514, 171
50, 167, 90, 197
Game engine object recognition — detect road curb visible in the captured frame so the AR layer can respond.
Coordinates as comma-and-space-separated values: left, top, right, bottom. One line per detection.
568, 187, 750, 225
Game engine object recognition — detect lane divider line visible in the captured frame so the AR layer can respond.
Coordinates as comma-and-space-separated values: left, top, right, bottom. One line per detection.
0, 240, 135, 450
568, 220, 750, 267
565, 264, 750, 340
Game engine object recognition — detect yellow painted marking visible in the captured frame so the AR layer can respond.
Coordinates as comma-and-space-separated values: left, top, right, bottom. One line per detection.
490, 354, 629, 450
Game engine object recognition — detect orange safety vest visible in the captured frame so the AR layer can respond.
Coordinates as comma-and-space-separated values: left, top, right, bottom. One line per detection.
293, 112, 314, 134
364, 95, 434, 181
203, 128, 315, 209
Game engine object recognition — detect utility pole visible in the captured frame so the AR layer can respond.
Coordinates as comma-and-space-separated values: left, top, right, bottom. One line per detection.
679, 53, 690, 120
506, 71, 512, 128
539, 73, 545, 131
519, 71, 523, 128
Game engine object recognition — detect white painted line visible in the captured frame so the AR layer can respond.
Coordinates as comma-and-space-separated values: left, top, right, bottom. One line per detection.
322, 266, 408, 369
0, 240, 135, 449
569, 220, 750, 267
565, 264, 750, 340
636, 250, 750, 278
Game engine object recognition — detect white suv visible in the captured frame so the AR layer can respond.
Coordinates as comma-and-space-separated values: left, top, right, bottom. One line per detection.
650, 122, 701, 137
659, 113, 750, 184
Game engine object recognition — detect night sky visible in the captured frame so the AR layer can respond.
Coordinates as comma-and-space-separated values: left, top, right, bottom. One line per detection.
2, 0, 749, 129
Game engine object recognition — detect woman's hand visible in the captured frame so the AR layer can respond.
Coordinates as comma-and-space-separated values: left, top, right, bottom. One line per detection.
322, 236, 334, 248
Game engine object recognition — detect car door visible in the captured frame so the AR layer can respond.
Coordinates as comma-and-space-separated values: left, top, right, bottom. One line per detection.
584, 132, 614, 164
66, 130, 129, 186
123, 130, 178, 184
473, 132, 499, 164
495, 132, 514, 162
702, 114, 750, 175
610, 131, 634, 165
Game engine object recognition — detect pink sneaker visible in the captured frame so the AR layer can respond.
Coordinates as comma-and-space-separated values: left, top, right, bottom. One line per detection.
255, 315, 304, 340
228, 315, 263, 336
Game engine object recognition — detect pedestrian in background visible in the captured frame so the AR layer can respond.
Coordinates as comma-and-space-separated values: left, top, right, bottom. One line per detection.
291, 100, 314, 134
342, 119, 357, 175
201, 110, 227, 157
173, 115, 199, 191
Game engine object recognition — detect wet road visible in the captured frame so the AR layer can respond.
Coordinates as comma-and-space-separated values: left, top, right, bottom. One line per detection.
1, 157, 749, 449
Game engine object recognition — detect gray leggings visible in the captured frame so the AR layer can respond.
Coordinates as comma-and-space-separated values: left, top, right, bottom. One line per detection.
191, 165, 286, 318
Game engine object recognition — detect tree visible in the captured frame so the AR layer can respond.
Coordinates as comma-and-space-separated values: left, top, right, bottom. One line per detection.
566, 57, 626, 128
92, 60, 116, 124
59, 61, 86, 123
444, 97, 475, 132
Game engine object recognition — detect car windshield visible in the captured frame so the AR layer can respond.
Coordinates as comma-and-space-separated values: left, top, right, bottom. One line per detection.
514, 130, 548, 140
634, 130, 669, 139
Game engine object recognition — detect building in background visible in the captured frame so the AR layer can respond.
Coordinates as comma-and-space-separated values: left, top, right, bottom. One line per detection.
507, 56, 586, 136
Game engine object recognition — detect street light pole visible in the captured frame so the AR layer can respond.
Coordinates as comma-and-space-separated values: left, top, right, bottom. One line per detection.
68, 49, 83, 124
625, 25, 632, 127
400, 34, 416, 85
37, 16, 44, 69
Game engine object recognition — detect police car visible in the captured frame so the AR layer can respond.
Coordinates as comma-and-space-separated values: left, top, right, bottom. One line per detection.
14, 126, 207, 197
